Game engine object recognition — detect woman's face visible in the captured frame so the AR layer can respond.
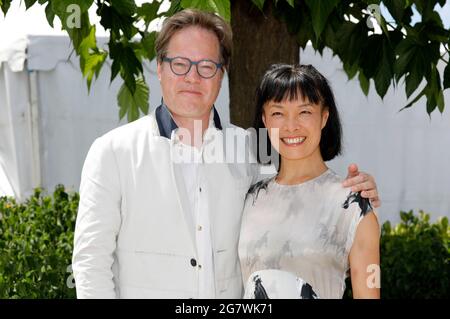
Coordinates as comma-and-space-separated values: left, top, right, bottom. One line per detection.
262, 95, 329, 161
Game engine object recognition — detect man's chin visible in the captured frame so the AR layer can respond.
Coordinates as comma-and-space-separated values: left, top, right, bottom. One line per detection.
172, 107, 211, 120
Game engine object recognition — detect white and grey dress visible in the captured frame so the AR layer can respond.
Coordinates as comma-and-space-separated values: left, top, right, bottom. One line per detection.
238, 169, 374, 299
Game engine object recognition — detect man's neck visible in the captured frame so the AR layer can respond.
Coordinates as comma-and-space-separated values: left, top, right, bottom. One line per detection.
172, 113, 211, 148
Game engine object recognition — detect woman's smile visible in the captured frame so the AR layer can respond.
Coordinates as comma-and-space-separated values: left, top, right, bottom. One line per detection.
281, 136, 307, 146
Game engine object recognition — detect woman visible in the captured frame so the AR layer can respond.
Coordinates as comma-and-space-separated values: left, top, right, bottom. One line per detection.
239, 64, 380, 299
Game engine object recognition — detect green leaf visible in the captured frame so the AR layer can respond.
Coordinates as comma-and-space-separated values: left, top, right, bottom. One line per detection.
45, 1, 55, 28
286, 0, 294, 7
110, 59, 121, 83
304, 0, 339, 38
360, 35, 384, 79
296, 3, 314, 49
425, 64, 443, 114
358, 71, 370, 96
400, 85, 427, 111
24, 0, 37, 9
251, 0, 266, 11
163, 0, 183, 16
140, 31, 157, 61
110, 0, 136, 16
117, 77, 150, 122
426, 92, 437, 114
335, 21, 367, 68
343, 62, 358, 80
137, 2, 161, 26
181, 0, 231, 22
405, 71, 423, 99
52, 1, 94, 53
108, 38, 144, 94
52, 0, 93, 16
97, 2, 137, 39
83, 52, 107, 91
382, 0, 411, 23
444, 64, 450, 90
436, 90, 444, 113
394, 39, 417, 80
122, 49, 142, 94
210, 0, 231, 22
374, 38, 394, 98
65, 12, 92, 54
77, 25, 107, 90
1, 0, 12, 15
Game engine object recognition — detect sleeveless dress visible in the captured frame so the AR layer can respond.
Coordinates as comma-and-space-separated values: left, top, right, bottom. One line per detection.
238, 169, 374, 299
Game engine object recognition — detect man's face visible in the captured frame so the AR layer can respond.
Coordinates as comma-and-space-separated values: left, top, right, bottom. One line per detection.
157, 26, 224, 121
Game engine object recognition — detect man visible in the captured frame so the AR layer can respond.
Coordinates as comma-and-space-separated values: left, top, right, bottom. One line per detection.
72, 9, 380, 299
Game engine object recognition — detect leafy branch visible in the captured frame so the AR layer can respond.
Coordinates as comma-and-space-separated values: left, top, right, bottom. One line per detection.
1, 0, 449, 120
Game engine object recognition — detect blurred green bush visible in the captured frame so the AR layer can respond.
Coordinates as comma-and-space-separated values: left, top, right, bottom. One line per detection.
345, 210, 449, 299
0, 185, 77, 298
1, 187, 449, 298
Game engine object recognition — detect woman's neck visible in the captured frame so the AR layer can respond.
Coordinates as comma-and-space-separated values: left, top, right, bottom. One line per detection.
276, 149, 328, 185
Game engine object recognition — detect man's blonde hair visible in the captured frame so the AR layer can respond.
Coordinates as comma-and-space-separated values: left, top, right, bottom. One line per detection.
155, 9, 232, 71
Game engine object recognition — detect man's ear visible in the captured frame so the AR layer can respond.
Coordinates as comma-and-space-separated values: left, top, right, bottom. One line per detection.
157, 61, 162, 81
321, 107, 329, 130
219, 71, 224, 87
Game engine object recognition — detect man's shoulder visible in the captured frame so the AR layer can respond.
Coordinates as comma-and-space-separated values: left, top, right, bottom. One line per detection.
90, 114, 158, 153
99, 114, 157, 143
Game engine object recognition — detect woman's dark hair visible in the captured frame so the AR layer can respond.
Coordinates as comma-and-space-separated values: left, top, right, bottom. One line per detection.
253, 63, 342, 163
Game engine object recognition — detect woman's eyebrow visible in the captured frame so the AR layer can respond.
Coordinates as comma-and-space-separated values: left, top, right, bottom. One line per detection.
268, 104, 284, 109
268, 102, 312, 108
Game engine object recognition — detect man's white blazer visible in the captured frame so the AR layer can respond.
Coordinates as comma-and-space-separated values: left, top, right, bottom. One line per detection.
72, 109, 257, 298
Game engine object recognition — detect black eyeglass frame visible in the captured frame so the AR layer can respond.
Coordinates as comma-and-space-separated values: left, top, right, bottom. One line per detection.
162, 56, 224, 79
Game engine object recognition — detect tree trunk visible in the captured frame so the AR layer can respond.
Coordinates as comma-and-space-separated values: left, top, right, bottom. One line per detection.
229, 0, 299, 128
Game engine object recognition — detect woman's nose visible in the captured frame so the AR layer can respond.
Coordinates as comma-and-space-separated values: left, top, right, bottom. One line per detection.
284, 117, 300, 132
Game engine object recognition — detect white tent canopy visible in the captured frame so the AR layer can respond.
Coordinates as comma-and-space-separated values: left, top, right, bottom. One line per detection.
0, 29, 449, 224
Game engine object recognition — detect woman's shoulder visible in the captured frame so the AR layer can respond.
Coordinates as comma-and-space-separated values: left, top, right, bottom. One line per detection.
326, 170, 373, 219
318, 169, 348, 196
321, 170, 373, 217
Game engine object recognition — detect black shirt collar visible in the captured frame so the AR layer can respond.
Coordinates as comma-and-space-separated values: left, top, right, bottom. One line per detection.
155, 101, 223, 139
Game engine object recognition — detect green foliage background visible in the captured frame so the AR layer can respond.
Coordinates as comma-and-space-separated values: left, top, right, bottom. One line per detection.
344, 210, 450, 299
0, 187, 449, 299
0, 186, 77, 298
1, 0, 448, 121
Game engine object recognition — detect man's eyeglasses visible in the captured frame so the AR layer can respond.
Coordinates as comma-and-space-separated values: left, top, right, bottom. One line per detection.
162, 56, 223, 79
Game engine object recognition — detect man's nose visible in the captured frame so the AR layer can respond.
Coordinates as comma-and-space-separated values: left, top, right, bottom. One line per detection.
184, 64, 201, 83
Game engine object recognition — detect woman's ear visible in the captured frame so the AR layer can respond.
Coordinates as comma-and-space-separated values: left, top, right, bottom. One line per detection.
321, 107, 329, 130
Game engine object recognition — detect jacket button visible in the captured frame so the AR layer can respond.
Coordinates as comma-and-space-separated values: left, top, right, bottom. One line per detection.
190, 258, 197, 267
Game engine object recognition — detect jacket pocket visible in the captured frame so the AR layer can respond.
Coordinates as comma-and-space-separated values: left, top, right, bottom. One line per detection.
116, 249, 198, 293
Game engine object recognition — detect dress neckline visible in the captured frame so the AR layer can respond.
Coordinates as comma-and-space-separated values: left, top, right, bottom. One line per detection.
271, 168, 331, 188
